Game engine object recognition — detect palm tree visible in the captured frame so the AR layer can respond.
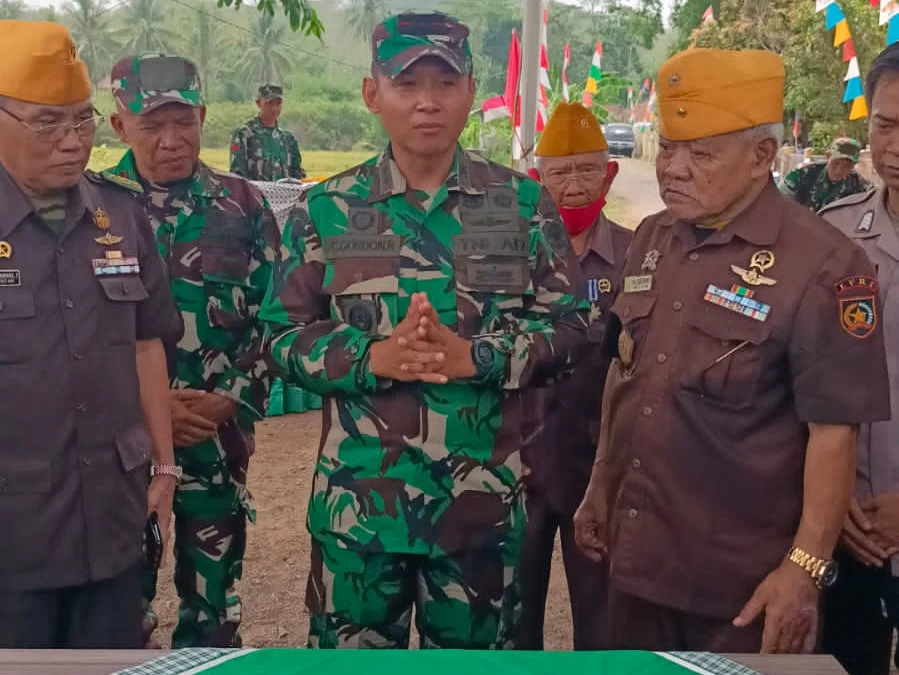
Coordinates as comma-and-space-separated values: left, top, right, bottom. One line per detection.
344, 0, 388, 41
234, 12, 296, 88
179, 1, 223, 88
64, 0, 121, 89
117, 0, 179, 54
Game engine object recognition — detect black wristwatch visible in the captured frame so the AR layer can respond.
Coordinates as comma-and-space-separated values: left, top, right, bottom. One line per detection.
470, 338, 496, 379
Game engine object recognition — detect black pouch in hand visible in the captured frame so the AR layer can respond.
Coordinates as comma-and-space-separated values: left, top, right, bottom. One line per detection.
144, 512, 163, 570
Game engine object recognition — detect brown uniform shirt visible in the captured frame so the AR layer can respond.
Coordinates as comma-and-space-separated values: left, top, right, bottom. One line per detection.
522, 214, 632, 516
821, 188, 899, 575
601, 182, 890, 618
0, 165, 182, 592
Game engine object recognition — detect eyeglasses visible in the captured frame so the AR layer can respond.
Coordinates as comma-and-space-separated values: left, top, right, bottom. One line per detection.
0, 107, 105, 143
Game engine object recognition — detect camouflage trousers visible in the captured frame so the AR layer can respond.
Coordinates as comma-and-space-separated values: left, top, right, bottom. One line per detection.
143, 420, 255, 648
306, 536, 522, 649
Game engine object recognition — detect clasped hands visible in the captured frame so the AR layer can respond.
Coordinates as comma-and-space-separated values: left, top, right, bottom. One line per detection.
169, 389, 239, 448
369, 292, 476, 384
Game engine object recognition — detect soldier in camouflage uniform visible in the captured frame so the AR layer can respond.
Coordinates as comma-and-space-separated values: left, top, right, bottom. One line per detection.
108, 54, 281, 648
780, 137, 869, 211
260, 12, 590, 649
230, 84, 306, 181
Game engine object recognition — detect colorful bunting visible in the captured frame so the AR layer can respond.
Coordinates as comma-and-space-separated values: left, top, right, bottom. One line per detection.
562, 43, 571, 103
817, 0, 866, 119
585, 41, 603, 95
890, 16, 899, 44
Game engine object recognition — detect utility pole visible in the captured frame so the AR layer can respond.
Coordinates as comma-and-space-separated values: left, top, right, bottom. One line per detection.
518, 0, 542, 172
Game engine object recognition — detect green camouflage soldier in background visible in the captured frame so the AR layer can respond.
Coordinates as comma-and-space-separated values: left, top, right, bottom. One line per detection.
780, 137, 869, 211
108, 54, 281, 648
230, 84, 306, 181
260, 12, 589, 649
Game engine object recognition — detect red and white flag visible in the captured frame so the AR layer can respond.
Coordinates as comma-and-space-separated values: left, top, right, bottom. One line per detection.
562, 42, 571, 102
481, 30, 521, 124
537, 3, 551, 132
702, 5, 715, 24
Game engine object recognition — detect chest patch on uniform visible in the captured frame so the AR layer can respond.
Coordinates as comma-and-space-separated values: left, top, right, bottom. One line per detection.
623, 275, 653, 293
323, 235, 402, 259
835, 276, 878, 339
586, 278, 612, 301
453, 233, 528, 257
0, 270, 21, 287
92, 257, 140, 276
856, 211, 874, 233
703, 284, 770, 322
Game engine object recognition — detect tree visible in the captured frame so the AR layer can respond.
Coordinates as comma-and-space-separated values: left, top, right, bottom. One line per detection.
217, 0, 323, 36
0, 0, 25, 19
234, 11, 297, 89
344, 0, 389, 41
118, 0, 179, 53
179, 1, 224, 88
64, 0, 121, 88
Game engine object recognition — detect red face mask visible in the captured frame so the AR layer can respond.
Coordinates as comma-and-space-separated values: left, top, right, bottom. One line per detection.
550, 161, 620, 237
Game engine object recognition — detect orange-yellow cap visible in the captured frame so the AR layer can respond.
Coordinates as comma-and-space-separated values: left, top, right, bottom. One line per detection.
535, 101, 608, 156
0, 21, 91, 106
658, 48, 784, 142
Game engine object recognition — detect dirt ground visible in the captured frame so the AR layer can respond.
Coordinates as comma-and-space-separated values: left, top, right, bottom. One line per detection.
153, 412, 575, 651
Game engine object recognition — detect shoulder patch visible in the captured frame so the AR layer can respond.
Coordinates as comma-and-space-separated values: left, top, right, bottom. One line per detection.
89, 170, 143, 194
856, 210, 875, 233
835, 276, 879, 339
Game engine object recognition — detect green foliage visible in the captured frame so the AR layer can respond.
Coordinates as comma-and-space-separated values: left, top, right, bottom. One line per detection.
215, 0, 324, 35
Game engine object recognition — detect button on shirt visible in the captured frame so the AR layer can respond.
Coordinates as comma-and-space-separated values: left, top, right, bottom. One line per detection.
600, 183, 890, 618
0, 165, 182, 591
522, 214, 632, 517
822, 187, 899, 574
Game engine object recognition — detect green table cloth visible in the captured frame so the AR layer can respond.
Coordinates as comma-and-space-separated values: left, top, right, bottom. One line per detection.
112, 649, 762, 675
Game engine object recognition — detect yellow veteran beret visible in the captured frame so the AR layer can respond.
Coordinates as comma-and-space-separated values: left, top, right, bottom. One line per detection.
536, 101, 608, 156
0, 21, 91, 105
657, 48, 784, 142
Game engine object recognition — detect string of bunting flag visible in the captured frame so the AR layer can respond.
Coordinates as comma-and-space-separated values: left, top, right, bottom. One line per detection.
816, 0, 867, 120
876, 0, 899, 45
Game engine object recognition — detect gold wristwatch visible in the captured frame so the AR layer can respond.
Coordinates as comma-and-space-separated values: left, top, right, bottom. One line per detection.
787, 545, 839, 590
151, 464, 183, 481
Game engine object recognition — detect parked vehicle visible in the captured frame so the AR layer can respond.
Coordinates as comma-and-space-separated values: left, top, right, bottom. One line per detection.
603, 123, 635, 157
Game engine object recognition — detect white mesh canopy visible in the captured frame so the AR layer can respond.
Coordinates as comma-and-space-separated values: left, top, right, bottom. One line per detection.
251, 180, 319, 230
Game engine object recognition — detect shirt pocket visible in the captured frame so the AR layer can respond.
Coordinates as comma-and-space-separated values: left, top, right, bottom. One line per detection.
97, 276, 149, 346
452, 233, 529, 338
200, 228, 253, 331
0, 288, 36, 364
323, 257, 400, 336
677, 308, 771, 410
610, 293, 657, 371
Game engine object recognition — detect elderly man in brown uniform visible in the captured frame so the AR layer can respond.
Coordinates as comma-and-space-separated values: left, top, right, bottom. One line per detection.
819, 43, 899, 675
574, 47, 891, 654
0, 21, 182, 648
518, 101, 631, 650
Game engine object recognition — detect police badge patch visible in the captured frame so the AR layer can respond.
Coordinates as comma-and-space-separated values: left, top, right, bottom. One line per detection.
835, 276, 878, 339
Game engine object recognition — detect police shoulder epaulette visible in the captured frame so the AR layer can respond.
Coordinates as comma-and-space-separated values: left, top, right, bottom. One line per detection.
87, 170, 144, 194
818, 186, 877, 215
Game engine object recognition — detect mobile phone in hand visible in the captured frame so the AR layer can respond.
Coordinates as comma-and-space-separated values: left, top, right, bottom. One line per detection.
144, 512, 163, 570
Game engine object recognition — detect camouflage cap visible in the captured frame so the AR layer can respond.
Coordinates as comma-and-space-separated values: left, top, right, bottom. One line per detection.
111, 54, 203, 115
830, 137, 861, 163
371, 12, 472, 78
257, 84, 284, 100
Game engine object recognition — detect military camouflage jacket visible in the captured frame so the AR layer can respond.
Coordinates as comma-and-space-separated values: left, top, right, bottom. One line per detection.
779, 161, 869, 212
110, 151, 281, 431
230, 117, 305, 182
260, 147, 590, 555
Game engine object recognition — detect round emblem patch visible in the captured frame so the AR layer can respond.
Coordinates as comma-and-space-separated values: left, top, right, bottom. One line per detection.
349, 210, 376, 231
474, 340, 495, 368
347, 301, 376, 332
840, 298, 876, 339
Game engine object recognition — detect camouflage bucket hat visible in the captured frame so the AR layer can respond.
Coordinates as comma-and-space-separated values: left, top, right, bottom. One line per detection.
830, 137, 861, 163
257, 84, 283, 101
372, 12, 473, 78
111, 54, 203, 115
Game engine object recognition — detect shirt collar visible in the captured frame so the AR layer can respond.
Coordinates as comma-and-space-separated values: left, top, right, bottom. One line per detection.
668, 180, 783, 248
252, 116, 278, 132
0, 162, 95, 240
112, 149, 227, 200
367, 145, 482, 203
581, 212, 616, 265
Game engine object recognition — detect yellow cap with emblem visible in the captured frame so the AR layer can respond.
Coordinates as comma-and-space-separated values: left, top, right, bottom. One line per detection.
536, 101, 608, 156
657, 48, 784, 142
0, 21, 91, 105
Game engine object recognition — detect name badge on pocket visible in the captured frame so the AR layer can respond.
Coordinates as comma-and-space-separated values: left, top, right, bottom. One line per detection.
0, 270, 20, 287
92, 257, 140, 276
623, 275, 653, 293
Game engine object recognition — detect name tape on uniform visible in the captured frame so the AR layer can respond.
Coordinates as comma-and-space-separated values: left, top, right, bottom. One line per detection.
623, 275, 653, 293
0, 270, 21, 287
462, 261, 527, 289
452, 233, 529, 257
323, 235, 402, 259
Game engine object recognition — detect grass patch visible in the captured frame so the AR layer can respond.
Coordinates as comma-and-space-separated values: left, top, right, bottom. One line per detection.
87, 146, 374, 180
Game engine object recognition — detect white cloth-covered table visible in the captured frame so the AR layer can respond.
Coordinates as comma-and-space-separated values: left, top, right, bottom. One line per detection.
250, 180, 318, 230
